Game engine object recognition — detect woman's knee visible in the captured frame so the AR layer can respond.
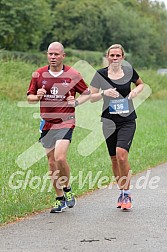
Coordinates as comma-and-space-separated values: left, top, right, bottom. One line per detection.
116, 147, 128, 162
111, 155, 117, 164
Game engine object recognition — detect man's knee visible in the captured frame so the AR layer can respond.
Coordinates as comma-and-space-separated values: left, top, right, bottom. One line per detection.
55, 155, 66, 165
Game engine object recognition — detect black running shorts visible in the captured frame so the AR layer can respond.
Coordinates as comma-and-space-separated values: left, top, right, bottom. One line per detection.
102, 120, 136, 156
39, 128, 74, 149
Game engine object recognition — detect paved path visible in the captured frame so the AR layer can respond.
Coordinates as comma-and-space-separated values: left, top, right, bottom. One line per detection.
1, 163, 167, 252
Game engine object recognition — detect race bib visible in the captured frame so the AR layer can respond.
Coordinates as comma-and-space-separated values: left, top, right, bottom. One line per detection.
109, 98, 129, 114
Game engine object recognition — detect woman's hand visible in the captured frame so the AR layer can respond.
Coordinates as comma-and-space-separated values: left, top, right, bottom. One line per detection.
128, 89, 138, 100
104, 88, 119, 98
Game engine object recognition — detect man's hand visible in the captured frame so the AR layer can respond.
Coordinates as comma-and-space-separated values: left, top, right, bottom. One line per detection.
37, 85, 46, 100
67, 91, 75, 107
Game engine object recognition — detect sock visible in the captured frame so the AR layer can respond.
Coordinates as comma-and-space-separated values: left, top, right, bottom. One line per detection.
120, 190, 123, 195
63, 187, 71, 192
124, 190, 131, 195
56, 196, 65, 201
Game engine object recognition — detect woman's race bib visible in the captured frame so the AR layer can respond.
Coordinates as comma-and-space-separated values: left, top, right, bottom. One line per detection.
109, 98, 129, 114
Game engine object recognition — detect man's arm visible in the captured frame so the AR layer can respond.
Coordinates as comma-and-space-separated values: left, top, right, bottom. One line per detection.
75, 93, 90, 106
67, 91, 90, 107
27, 94, 40, 104
27, 85, 46, 104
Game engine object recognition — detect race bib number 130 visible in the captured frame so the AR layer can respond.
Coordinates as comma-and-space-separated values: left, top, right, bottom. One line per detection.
109, 98, 129, 114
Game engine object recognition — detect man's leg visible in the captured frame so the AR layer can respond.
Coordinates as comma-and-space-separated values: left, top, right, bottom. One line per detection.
54, 139, 76, 208
54, 139, 71, 193
46, 139, 76, 212
46, 139, 71, 197
46, 146, 67, 213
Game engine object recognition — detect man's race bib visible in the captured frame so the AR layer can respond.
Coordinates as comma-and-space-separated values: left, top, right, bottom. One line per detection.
109, 98, 129, 114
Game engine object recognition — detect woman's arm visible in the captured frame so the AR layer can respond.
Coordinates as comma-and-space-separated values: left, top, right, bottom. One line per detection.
128, 77, 144, 99
90, 86, 120, 102
90, 86, 103, 103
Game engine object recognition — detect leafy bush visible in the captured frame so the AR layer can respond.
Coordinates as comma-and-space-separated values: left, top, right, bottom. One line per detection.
0, 50, 47, 66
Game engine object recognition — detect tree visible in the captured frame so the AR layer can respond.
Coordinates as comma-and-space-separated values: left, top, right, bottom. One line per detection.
49, 0, 107, 50
0, 0, 51, 51
1, 0, 167, 68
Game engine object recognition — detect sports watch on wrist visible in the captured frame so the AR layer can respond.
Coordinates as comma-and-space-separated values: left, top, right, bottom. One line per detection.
101, 90, 104, 96
74, 100, 79, 107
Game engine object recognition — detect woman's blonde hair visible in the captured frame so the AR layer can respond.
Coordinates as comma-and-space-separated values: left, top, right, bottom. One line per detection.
107, 44, 125, 56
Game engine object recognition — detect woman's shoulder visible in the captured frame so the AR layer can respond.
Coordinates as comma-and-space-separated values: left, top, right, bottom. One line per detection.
97, 67, 108, 78
97, 67, 107, 73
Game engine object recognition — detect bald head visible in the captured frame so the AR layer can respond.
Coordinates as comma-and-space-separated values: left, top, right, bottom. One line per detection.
47, 42, 66, 71
47, 42, 64, 53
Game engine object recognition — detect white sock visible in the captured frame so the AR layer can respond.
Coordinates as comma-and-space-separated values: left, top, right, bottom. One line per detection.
124, 189, 131, 195
120, 190, 123, 195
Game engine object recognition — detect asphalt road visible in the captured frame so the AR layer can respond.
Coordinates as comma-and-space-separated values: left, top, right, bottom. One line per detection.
1, 163, 167, 252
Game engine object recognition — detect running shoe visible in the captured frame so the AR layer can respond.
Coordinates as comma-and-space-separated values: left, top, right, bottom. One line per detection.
121, 194, 132, 210
117, 194, 123, 208
64, 190, 76, 208
50, 198, 67, 213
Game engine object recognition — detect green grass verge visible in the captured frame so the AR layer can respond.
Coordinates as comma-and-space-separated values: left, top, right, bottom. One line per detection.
0, 99, 166, 224
0, 58, 166, 224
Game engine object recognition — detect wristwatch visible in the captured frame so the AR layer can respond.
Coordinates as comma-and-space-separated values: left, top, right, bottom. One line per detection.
74, 100, 79, 107
101, 90, 104, 96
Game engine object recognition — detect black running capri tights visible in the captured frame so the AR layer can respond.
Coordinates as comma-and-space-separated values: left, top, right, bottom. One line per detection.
102, 120, 136, 156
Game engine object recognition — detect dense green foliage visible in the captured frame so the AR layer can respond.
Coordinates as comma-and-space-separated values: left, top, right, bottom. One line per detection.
0, 0, 167, 68
0, 0, 51, 51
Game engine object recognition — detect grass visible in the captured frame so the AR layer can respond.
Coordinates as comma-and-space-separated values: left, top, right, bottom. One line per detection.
0, 58, 167, 224
0, 60, 36, 101
139, 69, 167, 99
130, 100, 167, 172
1, 99, 167, 224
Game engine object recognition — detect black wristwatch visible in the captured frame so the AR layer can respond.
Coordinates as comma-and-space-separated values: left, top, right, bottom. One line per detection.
75, 100, 79, 107
101, 90, 104, 96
